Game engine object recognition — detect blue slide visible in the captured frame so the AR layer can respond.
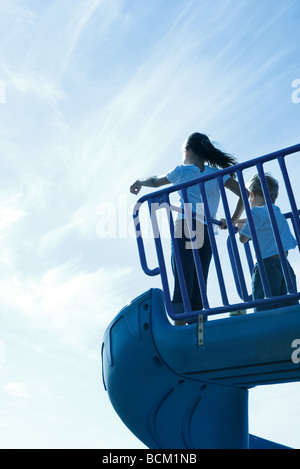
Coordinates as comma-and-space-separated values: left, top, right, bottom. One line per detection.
102, 288, 300, 449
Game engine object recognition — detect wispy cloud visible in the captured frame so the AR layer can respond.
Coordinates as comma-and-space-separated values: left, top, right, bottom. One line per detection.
4, 382, 29, 399
1, 0, 103, 96
0, 263, 132, 349
0, 0, 299, 449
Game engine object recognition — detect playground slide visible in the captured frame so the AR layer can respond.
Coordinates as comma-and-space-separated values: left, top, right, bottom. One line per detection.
102, 288, 299, 449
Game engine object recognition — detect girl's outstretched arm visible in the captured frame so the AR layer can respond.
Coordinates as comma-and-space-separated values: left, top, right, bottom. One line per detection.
130, 175, 170, 195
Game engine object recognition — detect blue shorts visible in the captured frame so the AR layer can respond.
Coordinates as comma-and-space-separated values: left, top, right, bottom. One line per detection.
252, 256, 298, 311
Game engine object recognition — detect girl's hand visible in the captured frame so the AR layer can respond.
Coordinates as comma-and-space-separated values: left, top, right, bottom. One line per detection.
219, 218, 227, 230
130, 181, 142, 195
236, 221, 245, 233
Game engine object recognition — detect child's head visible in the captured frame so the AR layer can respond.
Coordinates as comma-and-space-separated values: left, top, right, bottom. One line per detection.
182, 132, 237, 171
247, 173, 279, 204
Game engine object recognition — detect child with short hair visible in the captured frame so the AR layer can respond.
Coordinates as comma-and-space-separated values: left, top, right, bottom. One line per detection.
236, 173, 298, 311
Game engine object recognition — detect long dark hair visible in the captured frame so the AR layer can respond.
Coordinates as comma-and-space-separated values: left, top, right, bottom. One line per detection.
185, 132, 237, 176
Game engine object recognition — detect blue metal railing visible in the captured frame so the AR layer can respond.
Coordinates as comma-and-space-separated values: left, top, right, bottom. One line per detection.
133, 144, 300, 322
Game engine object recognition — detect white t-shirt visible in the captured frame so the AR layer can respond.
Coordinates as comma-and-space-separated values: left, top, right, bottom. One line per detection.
166, 164, 231, 228
241, 204, 298, 259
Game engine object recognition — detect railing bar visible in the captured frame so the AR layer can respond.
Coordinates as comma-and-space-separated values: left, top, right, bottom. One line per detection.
135, 145, 300, 204
236, 169, 272, 298
181, 187, 210, 309
199, 181, 229, 306
184, 293, 300, 320
218, 174, 250, 300
285, 211, 300, 252
133, 201, 160, 276
163, 195, 192, 313
278, 156, 300, 244
133, 146, 300, 321
243, 240, 255, 277
226, 236, 250, 301
257, 164, 295, 294
148, 199, 173, 314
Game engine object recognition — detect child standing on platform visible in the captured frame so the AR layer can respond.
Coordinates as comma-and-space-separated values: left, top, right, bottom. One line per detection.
130, 132, 244, 324
236, 173, 298, 311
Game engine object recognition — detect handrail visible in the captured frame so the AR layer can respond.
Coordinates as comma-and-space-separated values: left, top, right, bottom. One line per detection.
133, 198, 222, 277
133, 144, 300, 321
133, 204, 160, 276
135, 143, 300, 203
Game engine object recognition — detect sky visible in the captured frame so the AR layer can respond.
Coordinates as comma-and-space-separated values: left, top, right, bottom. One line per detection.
0, 0, 300, 449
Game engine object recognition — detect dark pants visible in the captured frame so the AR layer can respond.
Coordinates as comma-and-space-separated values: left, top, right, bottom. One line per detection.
171, 219, 212, 315
252, 256, 298, 311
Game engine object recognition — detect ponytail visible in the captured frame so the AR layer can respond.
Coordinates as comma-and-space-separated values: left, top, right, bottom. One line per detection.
185, 133, 237, 177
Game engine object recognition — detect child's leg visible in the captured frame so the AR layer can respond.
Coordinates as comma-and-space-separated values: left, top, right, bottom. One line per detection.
253, 258, 298, 311
252, 264, 268, 311
279, 261, 298, 307
190, 225, 212, 312
171, 219, 195, 316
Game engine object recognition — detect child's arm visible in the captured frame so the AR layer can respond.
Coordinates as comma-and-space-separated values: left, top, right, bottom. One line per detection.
130, 175, 170, 195
219, 178, 248, 229
236, 220, 250, 244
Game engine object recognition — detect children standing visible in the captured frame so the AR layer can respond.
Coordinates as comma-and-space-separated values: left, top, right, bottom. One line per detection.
237, 173, 298, 311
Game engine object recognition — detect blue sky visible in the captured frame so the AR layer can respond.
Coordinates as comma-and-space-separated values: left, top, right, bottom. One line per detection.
0, 0, 300, 449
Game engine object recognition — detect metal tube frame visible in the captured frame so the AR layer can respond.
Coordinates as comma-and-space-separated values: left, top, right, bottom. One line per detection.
133, 144, 300, 321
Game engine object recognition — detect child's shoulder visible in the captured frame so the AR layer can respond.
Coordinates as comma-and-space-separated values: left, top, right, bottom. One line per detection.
251, 205, 266, 215
250, 205, 269, 224
252, 204, 281, 215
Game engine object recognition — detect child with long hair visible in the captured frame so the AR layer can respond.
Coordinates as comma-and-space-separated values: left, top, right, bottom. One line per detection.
130, 132, 244, 323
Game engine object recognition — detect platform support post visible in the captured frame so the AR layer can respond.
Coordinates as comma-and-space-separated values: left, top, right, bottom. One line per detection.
197, 314, 204, 346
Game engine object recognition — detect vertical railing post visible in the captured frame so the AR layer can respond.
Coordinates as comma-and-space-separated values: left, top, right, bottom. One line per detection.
218, 175, 250, 301
133, 201, 160, 276
236, 170, 272, 299
199, 181, 229, 306
243, 241, 255, 277
148, 199, 173, 315
257, 164, 296, 294
164, 195, 192, 314
181, 187, 210, 310
278, 155, 300, 244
